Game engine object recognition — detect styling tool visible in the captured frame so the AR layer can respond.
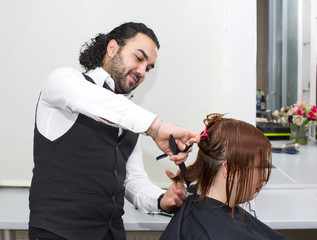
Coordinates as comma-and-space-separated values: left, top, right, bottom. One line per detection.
156, 134, 192, 188
272, 143, 300, 154
156, 142, 193, 160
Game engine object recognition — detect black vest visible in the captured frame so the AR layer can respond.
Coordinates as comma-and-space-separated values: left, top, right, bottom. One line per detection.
29, 74, 139, 240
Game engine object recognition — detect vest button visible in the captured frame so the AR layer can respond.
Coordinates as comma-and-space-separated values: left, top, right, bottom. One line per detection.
116, 146, 119, 151
114, 170, 118, 176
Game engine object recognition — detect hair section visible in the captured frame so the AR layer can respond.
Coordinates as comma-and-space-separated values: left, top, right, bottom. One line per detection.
174, 113, 272, 219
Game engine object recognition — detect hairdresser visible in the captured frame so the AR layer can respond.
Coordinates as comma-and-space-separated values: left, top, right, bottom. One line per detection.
29, 22, 200, 240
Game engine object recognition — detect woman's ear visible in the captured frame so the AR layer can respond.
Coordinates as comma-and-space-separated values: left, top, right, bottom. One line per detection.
221, 161, 228, 179
106, 39, 120, 58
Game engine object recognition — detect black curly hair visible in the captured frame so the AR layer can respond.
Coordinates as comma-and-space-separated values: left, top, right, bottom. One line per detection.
79, 22, 160, 72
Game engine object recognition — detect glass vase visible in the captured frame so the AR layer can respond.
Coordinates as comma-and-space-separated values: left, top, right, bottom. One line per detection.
290, 124, 308, 145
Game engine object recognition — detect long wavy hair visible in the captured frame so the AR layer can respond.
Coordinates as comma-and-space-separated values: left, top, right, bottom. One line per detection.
79, 22, 160, 72
175, 113, 272, 218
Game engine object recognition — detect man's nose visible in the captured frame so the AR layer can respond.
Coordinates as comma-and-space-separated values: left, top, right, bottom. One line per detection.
136, 63, 147, 77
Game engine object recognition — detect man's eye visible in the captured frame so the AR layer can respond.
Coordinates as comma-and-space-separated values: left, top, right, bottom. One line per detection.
136, 56, 142, 62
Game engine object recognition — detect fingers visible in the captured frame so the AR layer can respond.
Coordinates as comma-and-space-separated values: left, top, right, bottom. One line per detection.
174, 139, 193, 153
184, 145, 193, 153
169, 139, 194, 164
178, 131, 200, 145
189, 132, 201, 144
161, 194, 183, 211
153, 122, 199, 157
160, 170, 188, 212
165, 169, 176, 179
173, 194, 184, 207
169, 125, 200, 144
171, 186, 187, 208
169, 152, 188, 164
176, 188, 187, 202
162, 184, 187, 210
175, 138, 187, 152
169, 170, 187, 198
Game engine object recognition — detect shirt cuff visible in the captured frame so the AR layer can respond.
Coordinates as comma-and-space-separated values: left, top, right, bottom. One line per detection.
135, 188, 165, 214
147, 189, 166, 213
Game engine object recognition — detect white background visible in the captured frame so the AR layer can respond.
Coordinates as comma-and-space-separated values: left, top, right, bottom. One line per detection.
0, 0, 256, 187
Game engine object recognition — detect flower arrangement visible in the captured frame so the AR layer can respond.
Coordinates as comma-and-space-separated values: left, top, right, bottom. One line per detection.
276, 100, 317, 129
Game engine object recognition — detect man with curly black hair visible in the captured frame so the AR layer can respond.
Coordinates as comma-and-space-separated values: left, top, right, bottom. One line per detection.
29, 22, 199, 240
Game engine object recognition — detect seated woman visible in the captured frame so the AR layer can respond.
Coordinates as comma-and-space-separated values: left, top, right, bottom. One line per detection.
160, 113, 288, 240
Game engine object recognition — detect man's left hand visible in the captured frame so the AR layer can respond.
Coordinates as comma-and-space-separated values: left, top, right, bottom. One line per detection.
159, 170, 187, 213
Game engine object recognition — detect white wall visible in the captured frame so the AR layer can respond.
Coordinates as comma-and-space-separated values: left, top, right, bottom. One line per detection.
297, 0, 316, 106
310, 0, 317, 105
0, 0, 256, 187
223, 0, 256, 125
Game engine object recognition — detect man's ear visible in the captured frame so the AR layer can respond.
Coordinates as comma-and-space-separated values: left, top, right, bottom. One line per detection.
221, 161, 228, 179
107, 39, 120, 58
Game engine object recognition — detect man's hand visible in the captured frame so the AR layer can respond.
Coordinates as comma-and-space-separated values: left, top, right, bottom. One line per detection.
146, 117, 200, 164
159, 170, 187, 213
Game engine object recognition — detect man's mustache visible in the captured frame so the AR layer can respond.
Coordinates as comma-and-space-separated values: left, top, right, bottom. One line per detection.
128, 71, 141, 82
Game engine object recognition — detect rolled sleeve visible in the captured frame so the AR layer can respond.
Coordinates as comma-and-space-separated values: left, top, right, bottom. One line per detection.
42, 67, 156, 133
116, 104, 157, 133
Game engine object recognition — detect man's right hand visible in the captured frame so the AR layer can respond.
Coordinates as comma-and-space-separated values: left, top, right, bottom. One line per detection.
146, 117, 200, 164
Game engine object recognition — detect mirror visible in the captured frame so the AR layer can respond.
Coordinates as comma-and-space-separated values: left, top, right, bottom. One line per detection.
256, 0, 317, 118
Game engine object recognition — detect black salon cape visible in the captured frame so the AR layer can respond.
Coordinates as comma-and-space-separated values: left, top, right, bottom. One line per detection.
160, 193, 288, 240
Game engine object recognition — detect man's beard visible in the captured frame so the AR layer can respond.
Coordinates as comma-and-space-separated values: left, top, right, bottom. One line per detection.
107, 50, 141, 94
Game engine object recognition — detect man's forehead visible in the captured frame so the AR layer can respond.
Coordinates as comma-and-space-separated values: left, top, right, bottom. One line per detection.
125, 33, 158, 60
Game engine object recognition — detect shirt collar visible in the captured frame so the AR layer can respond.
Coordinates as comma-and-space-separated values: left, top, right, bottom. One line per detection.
86, 67, 133, 99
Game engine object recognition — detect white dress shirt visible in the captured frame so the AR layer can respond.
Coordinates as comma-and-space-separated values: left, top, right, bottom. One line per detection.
36, 67, 164, 213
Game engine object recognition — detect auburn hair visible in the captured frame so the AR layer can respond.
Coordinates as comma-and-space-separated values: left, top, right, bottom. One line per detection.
174, 113, 272, 218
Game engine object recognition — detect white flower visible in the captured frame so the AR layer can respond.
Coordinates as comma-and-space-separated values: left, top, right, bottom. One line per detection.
281, 116, 289, 125
292, 115, 305, 126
